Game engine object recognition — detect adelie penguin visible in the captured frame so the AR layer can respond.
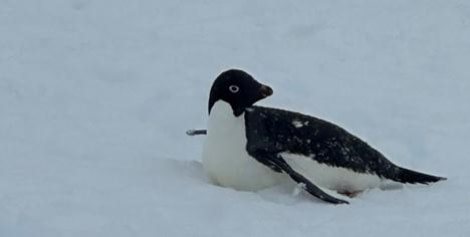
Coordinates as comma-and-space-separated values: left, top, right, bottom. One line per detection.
196, 69, 446, 204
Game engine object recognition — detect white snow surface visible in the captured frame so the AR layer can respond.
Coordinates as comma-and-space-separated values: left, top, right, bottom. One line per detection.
1, 0, 469, 236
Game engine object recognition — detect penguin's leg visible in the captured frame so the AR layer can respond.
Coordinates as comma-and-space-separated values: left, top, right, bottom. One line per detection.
247, 147, 349, 205
338, 190, 362, 198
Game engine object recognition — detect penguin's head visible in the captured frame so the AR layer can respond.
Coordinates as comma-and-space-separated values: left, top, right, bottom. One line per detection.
208, 69, 273, 116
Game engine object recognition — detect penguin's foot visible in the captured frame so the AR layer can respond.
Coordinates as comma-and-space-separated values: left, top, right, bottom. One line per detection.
338, 190, 362, 198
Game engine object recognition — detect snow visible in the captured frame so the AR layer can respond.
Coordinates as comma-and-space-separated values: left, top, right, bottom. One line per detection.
1, 0, 469, 236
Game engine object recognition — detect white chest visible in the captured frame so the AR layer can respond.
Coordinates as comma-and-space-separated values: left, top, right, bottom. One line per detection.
202, 102, 282, 191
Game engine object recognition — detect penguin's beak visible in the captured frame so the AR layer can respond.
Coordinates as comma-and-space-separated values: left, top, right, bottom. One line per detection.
260, 84, 273, 98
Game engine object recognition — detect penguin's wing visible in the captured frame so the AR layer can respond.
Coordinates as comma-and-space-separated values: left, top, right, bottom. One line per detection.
247, 148, 349, 204
186, 129, 207, 136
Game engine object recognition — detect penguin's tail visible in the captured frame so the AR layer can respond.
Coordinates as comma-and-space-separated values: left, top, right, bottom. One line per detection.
392, 167, 447, 184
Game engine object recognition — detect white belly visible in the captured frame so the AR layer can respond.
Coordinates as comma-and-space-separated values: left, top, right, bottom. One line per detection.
281, 152, 387, 192
202, 102, 282, 191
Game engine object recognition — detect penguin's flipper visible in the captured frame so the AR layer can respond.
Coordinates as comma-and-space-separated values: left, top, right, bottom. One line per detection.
247, 148, 349, 205
272, 157, 349, 204
186, 129, 207, 136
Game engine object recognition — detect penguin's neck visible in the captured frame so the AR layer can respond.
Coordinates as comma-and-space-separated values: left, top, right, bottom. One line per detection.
207, 101, 244, 135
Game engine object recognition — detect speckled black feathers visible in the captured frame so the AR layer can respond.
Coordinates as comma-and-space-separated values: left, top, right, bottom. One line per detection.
244, 105, 446, 184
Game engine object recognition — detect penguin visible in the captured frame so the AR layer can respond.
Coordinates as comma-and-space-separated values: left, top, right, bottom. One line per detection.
201, 69, 446, 204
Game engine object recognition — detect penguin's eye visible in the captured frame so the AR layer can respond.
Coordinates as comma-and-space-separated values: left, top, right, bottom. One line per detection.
229, 85, 240, 93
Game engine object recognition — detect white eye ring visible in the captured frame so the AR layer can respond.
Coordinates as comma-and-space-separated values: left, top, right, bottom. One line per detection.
229, 85, 240, 93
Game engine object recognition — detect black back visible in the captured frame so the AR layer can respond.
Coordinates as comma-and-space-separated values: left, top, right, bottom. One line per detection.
244, 105, 399, 177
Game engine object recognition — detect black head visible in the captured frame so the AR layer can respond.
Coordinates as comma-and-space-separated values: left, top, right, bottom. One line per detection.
208, 69, 273, 116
